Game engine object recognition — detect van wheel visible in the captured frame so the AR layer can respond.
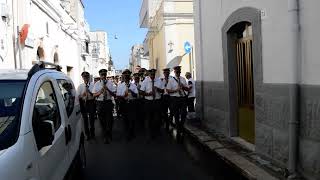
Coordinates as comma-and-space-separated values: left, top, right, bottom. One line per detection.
75, 142, 86, 173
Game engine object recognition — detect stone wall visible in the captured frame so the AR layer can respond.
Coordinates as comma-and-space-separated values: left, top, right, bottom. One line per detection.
197, 81, 294, 168
299, 85, 320, 179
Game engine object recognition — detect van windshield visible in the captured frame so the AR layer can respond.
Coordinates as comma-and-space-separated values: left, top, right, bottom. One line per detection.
0, 80, 26, 151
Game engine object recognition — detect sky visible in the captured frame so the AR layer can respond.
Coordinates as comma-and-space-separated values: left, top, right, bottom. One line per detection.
83, 0, 147, 70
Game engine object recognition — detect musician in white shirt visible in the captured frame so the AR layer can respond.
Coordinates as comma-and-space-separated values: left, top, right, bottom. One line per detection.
92, 69, 116, 144
77, 72, 95, 140
116, 69, 139, 141
185, 72, 196, 112
166, 66, 190, 143
140, 69, 164, 141
160, 68, 173, 132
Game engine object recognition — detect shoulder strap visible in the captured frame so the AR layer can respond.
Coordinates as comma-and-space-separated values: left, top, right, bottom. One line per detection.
172, 77, 187, 97
172, 77, 179, 83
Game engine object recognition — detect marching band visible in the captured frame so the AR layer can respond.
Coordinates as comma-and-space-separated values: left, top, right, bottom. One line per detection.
77, 66, 195, 144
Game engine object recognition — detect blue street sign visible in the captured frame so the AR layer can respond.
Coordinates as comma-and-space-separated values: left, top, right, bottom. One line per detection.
184, 41, 192, 54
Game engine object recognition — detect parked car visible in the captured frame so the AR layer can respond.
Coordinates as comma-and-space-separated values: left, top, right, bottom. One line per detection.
0, 62, 86, 180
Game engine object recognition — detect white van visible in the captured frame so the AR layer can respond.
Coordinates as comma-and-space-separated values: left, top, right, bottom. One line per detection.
0, 62, 86, 180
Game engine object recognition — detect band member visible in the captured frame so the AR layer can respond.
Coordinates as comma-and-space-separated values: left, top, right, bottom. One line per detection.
166, 66, 190, 143
133, 73, 144, 130
77, 72, 95, 140
117, 69, 138, 142
161, 68, 173, 132
137, 68, 147, 131
185, 72, 196, 113
93, 69, 116, 144
138, 68, 148, 81
114, 76, 119, 85
140, 69, 164, 141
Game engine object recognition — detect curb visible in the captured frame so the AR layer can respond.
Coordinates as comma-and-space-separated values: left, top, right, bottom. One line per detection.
185, 124, 280, 180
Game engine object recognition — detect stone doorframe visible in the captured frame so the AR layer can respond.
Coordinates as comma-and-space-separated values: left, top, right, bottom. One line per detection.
222, 7, 263, 137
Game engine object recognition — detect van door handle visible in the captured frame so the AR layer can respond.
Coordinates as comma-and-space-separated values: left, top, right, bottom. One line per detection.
65, 127, 69, 145
26, 162, 33, 171
68, 125, 72, 142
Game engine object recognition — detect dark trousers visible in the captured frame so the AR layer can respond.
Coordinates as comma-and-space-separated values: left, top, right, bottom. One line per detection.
96, 100, 114, 140
119, 100, 137, 140
80, 99, 96, 138
187, 97, 195, 112
171, 97, 187, 136
144, 99, 161, 139
161, 95, 172, 130
136, 99, 145, 131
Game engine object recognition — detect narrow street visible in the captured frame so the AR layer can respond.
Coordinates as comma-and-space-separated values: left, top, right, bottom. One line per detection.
78, 118, 246, 180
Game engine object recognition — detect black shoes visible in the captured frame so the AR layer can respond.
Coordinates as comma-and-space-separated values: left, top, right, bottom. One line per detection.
103, 138, 110, 144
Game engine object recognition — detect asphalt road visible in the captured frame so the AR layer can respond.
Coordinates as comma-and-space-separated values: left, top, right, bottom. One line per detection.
79, 117, 214, 180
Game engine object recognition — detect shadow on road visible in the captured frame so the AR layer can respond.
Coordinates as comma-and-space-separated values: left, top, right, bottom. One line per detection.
70, 117, 246, 180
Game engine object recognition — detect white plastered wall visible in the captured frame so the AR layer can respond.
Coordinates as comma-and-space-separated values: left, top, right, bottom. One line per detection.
197, 0, 297, 84
300, 0, 320, 85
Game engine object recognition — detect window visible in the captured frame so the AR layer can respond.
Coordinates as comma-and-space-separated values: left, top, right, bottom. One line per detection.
67, 66, 73, 78
85, 41, 89, 53
54, 52, 59, 64
33, 82, 61, 132
32, 82, 61, 149
0, 80, 26, 151
57, 80, 75, 117
46, 22, 49, 36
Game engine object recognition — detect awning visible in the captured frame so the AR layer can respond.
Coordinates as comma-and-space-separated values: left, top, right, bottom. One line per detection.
166, 56, 182, 69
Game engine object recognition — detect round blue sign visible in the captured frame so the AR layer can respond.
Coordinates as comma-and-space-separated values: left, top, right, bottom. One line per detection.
184, 41, 192, 54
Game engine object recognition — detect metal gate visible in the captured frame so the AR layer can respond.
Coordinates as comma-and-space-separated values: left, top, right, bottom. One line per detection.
236, 37, 254, 106
236, 35, 255, 144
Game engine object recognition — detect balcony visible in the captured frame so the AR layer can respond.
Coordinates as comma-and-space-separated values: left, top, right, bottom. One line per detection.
143, 38, 149, 56
139, 0, 149, 28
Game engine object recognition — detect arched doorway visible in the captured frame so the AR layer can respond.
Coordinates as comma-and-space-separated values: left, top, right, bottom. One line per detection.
53, 52, 59, 64
233, 22, 254, 143
36, 46, 45, 61
222, 7, 262, 145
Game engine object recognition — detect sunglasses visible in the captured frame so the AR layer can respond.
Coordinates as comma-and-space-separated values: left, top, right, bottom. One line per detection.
100, 73, 107, 76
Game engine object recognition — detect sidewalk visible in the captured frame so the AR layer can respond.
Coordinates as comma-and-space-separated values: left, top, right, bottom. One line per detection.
184, 120, 287, 180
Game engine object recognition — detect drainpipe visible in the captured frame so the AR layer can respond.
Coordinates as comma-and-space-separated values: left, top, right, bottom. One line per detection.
11, 0, 17, 69
288, 0, 301, 179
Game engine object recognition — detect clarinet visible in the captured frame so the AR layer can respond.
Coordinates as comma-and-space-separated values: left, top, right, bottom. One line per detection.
126, 83, 130, 100
103, 80, 107, 100
177, 77, 186, 97
85, 82, 89, 102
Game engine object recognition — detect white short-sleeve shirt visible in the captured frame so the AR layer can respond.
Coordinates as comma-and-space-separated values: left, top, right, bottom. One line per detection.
166, 76, 187, 97
92, 80, 116, 101
140, 77, 163, 100
161, 76, 172, 95
187, 78, 196, 98
77, 82, 95, 100
116, 82, 138, 100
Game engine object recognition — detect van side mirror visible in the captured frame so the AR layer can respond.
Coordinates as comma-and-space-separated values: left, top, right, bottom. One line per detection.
38, 120, 55, 149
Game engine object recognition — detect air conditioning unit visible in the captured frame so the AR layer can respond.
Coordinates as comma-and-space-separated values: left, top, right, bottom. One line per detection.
0, 3, 9, 19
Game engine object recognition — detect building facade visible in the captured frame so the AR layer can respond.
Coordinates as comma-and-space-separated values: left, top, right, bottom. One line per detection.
129, 44, 149, 73
0, 0, 92, 86
194, 0, 320, 179
89, 31, 114, 77
140, 0, 195, 77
